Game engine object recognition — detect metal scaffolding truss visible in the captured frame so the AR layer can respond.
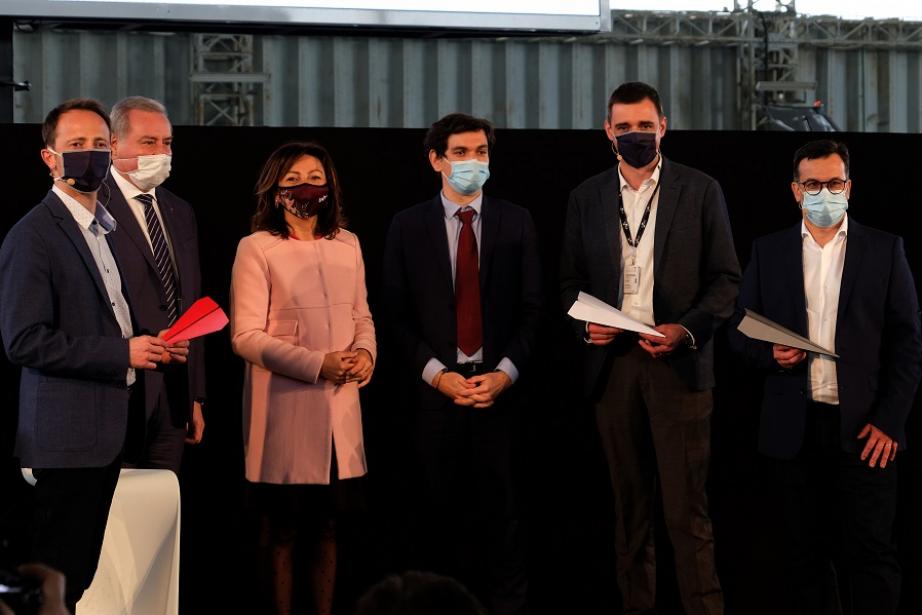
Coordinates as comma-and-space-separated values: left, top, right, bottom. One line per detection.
583, 7, 922, 50
190, 33, 268, 126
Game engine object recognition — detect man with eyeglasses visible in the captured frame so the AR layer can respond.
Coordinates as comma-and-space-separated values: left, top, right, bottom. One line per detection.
730, 139, 922, 615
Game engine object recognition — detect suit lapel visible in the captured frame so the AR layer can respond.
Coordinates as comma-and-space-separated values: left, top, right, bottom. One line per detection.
423, 196, 455, 297
598, 169, 622, 304
837, 219, 864, 326
783, 224, 809, 336
104, 177, 159, 275
43, 193, 118, 324
478, 196, 500, 289
653, 159, 680, 279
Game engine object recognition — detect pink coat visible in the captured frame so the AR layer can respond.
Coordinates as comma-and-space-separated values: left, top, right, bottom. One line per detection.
230, 230, 376, 484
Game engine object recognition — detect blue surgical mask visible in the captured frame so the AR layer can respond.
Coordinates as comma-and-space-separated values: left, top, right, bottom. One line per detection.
443, 159, 490, 196
802, 188, 848, 228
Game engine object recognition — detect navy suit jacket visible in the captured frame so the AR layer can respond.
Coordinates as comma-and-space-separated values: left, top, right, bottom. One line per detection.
0, 191, 133, 468
382, 194, 543, 411
560, 158, 741, 394
729, 220, 922, 459
102, 176, 205, 424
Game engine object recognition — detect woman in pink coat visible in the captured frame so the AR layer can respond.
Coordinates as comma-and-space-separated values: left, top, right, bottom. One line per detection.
230, 142, 376, 615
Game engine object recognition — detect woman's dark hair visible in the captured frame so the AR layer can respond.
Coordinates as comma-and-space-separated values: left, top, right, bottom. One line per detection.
252, 141, 346, 239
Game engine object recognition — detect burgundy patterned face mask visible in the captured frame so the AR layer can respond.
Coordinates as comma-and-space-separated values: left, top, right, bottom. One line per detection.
276, 183, 330, 218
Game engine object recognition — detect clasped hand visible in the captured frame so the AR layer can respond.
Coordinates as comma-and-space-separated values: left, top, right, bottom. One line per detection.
321, 349, 374, 387
435, 370, 511, 408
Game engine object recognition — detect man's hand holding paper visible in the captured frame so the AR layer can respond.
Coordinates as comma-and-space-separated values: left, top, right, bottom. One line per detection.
158, 330, 190, 365
773, 344, 806, 369
569, 291, 665, 341
639, 324, 689, 357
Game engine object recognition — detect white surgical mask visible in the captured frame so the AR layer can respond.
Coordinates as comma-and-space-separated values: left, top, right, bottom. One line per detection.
126, 154, 172, 192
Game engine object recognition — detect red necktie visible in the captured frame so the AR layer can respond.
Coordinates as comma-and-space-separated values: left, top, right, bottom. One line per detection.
456, 208, 483, 356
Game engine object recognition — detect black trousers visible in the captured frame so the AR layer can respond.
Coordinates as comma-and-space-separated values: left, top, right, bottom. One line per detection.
594, 341, 723, 615
770, 401, 900, 615
139, 388, 187, 475
414, 365, 527, 615
31, 459, 122, 612
30, 386, 141, 611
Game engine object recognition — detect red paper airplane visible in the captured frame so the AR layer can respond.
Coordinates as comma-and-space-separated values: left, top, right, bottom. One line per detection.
162, 297, 229, 344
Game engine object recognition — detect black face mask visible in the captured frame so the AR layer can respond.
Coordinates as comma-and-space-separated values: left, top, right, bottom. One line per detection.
614, 131, 659, 169
277, 183, 330, 219
51, 148, 111, 193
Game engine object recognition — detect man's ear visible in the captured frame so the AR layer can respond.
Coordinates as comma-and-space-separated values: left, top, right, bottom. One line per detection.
40, 148, 57, 177
428, 149, 444, 174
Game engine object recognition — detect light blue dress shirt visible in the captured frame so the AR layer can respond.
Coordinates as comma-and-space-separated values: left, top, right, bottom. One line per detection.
53, 186, 135, 385
421, 192, 519, 387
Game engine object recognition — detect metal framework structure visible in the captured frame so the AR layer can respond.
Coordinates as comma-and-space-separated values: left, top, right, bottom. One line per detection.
541, 2, 922, 128
190, 34, 268, 126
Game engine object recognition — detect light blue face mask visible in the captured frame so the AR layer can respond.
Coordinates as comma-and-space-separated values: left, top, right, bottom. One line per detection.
802, 188, 848, 228
443, 159, 490, 195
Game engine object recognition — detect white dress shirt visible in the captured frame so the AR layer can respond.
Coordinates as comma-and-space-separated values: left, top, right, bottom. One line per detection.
617, 158, 662, 326
802, 215, 848, 405
53, 185, 135, 385
420, 192, 518, 387
109, 166, 178, 270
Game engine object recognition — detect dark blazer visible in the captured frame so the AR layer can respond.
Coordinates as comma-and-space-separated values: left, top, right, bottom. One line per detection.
0, 191, 132, 468
383, 194, 543, 410
102, 176, 205, 424
729, 220, 922, 458
560, 158, 741, 394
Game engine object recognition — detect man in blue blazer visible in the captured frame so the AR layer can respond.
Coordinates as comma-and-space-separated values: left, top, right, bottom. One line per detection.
383, 113, 542, 614
104, 96, 206, 474
0, 99, 183, 610
730, 140, 922, 615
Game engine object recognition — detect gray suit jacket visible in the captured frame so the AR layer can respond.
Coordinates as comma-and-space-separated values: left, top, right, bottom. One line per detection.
560, 158, 741, 393
0, 191, 133, 468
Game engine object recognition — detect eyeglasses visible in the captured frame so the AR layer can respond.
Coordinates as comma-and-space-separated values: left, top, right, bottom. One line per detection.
798, 178, 848, 195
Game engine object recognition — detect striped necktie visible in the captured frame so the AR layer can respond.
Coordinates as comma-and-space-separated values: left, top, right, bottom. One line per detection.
135, 193, 179, 323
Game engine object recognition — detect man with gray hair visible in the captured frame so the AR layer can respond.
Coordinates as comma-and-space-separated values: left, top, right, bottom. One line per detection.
103, 95, 206, 474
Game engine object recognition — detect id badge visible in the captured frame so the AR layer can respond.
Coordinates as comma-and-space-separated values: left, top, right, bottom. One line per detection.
623, 265, 640, 295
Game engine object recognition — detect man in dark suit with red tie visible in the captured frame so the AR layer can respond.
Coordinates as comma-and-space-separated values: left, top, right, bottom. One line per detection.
383, 113, 542, 615
102, 96, 206, 474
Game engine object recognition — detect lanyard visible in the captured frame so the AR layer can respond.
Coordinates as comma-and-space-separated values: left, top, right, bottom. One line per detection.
617, 182, 660, 248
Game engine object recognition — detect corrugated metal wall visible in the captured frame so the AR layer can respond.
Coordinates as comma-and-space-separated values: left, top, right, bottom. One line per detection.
10, 26, 922, 132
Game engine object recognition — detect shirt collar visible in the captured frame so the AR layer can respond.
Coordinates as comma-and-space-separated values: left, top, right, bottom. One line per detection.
801, 214, 849, 241
52, 185, 117, 234
618, 155, 662, 194
110, 164, 156, 203
440, 191, 483, 219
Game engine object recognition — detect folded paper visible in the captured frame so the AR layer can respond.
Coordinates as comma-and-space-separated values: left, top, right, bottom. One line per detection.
568, 291, 665, 338
161, 297, 229, 344
737, 308, 838, 358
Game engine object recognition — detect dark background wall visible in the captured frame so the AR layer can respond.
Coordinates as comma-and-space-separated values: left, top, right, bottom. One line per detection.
2, 124, 920, 614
